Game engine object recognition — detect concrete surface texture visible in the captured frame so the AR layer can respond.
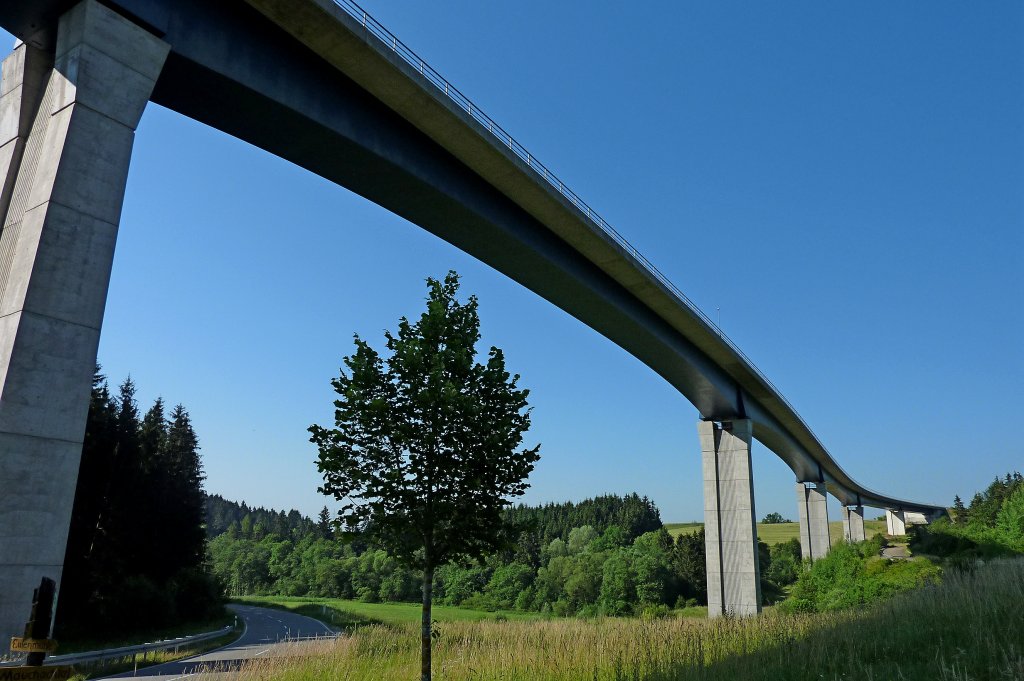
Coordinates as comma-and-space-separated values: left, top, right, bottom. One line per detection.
796, 482, 831, 561
700, 420, 761, 618
841, 505, 867, 543
0, 0, 168, 652
886, 509, 908, 536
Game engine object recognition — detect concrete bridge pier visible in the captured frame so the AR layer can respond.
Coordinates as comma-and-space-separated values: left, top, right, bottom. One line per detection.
699, 419, 761, 618
886, 509, 907, 536
841, 504, 866, 543
0, 0, 168, 650
796, 481, 830, 561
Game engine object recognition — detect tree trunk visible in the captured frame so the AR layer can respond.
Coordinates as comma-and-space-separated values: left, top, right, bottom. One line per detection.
421, 563, 434, 681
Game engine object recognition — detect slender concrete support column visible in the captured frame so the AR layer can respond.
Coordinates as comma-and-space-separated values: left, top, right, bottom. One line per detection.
0, 0, 168, 650
796, 481, 830, 561
699, 419, 761, 618
886, 509, 907, 536
841, 505, 866, 543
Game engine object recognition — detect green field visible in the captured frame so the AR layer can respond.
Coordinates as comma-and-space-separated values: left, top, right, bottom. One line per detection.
227, 559, 1024, 681
236, 595, 540, 629
665, 520, 888, 545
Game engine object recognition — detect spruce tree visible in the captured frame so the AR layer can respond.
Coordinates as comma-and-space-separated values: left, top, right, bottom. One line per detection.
58, 368, 119, 634
163, 404, 207, 573
952, 495, 967, 525
317, 506, 333, 539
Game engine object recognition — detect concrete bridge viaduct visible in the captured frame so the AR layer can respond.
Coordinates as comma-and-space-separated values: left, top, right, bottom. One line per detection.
0, 0, 945, 644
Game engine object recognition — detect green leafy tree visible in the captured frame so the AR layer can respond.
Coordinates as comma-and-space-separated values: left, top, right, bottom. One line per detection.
567, 525, 599, 554
996, 487, 1024, 547
598, 550, 634, 615
310, 272, 540, 681
671, 529, 707, 604
762, 511, 790, 524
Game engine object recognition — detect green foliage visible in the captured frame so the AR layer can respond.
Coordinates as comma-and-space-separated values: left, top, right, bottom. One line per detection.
241, 559, 1024, 680
566, 526, 598, 554
908, 472, 1024, 560
503, 493, 663, 558
781, 542, 940, 613
483, 563, 534, 609
309, 272, 540, 681
598, 551, 634, 615
310, 272, 540, 573
762, 538, 801, 591
761, 512, 791, 524
995, 486, 1024, 547
206, 492, 706, 618
670, 529, 706, 604
57, 369, 222, 641
965, 472, 1023, 529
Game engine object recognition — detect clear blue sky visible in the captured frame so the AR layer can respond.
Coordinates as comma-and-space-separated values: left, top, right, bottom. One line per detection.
5, 1, 1021, 522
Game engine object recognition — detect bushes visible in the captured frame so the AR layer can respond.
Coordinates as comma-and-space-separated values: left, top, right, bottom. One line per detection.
781, 541, 940, 613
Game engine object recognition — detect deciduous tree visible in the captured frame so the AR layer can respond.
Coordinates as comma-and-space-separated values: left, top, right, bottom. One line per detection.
310, 272, 540, 681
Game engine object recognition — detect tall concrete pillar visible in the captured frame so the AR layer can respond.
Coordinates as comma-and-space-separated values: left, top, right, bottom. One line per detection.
886, 509, 907, 536
841, 505, 866, 543
796, 481, 830, 561
0, 0, 168, 651
699, 419, 761, 618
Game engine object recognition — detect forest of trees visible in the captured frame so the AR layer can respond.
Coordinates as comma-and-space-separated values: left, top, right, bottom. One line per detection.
56, 370, 223, 639
207, 493, 803, 615
912, 472, 1024, 557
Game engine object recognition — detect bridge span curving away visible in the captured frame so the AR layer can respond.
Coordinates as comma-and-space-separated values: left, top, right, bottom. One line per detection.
0, 0, 946, 635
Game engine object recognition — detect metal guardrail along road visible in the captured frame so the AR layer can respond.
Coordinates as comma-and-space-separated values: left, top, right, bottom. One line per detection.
5, 625, 235, 668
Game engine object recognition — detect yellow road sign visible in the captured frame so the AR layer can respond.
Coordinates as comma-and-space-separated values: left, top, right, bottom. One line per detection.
0, 667, 73, 681
8, 638, 58, 653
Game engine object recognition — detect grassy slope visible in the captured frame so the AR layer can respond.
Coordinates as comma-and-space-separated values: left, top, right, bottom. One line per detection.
228, 559, 1024, 681
236, 595, 540, 628
665, 520, 887, 545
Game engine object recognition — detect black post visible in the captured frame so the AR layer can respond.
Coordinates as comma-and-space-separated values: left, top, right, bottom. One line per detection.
23, 577, 56, 666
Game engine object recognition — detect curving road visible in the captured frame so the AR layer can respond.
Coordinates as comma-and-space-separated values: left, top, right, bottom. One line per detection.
101, 604, 335, 679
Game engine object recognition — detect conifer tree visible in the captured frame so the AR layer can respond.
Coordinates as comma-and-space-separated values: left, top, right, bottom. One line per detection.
952, 495, 967, 525
317, 506, 333, 539
163, 404, 207, 573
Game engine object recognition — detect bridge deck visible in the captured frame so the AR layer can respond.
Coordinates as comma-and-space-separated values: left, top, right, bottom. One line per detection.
0, 0, 944, 514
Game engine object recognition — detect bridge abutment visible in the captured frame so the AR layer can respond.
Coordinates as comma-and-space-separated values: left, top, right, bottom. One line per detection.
796, 481, 830, 561
0, 0, 168, 650
699, 419, 761, 618
841, 504, 866, 543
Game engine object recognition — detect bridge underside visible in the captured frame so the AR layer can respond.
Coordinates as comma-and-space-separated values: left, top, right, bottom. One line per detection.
0, 0, 946, 510
0, 0, 945, 641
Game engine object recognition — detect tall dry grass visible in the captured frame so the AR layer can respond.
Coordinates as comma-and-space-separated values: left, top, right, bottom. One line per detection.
212, 558, 1024, 681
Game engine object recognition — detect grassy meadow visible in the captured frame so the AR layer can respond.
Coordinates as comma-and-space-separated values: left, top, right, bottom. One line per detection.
216, 558, 1024, 681
665, 520, 887, 545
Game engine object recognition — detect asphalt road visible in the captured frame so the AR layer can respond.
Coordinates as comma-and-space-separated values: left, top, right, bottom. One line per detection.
101, 603, 335, 679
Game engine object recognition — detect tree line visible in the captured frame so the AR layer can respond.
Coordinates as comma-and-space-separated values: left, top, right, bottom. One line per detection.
912, 472, 1024, 557
56, 370, 223, 640
207, 493, 805, 615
